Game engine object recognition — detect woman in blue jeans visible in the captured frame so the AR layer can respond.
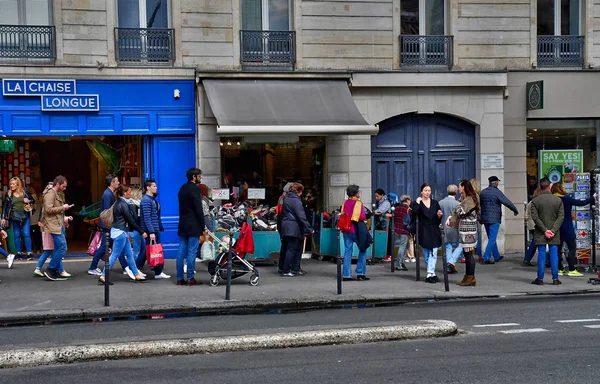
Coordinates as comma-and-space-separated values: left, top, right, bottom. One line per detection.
341, 184, 370, 281
412, 183, 443, 284
99, 185, 147, 284
2, 177, 35, 260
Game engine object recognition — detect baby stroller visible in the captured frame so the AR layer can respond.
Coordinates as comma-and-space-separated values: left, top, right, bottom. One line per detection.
204, 230, 260, 287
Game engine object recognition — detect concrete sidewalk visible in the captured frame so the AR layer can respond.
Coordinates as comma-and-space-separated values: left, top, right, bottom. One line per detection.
0, 253, 598, 324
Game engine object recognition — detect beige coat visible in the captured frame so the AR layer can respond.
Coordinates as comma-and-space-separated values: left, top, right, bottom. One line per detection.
41, 187, 66, 235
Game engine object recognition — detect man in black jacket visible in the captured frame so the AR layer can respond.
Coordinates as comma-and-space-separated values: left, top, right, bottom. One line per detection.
176, 168, 206, 286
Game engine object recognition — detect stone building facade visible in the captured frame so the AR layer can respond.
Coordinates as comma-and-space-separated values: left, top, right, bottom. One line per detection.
2, 0, 600, 253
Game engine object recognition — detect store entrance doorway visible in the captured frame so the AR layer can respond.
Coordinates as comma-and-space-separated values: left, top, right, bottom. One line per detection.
371, 113, 476, 200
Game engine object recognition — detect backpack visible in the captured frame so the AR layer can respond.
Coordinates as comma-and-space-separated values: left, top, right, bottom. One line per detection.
403, 210, 416, 234
99, 202, 116, 228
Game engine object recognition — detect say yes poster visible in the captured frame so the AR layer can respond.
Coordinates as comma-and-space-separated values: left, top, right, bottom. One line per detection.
538, 150, 584, 183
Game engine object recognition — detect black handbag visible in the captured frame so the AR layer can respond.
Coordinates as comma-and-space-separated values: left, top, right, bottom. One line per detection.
11, 211, 29, 224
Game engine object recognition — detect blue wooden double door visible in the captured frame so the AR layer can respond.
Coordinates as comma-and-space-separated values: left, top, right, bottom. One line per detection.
144, 135, 196, 257
372, 113, 475, 201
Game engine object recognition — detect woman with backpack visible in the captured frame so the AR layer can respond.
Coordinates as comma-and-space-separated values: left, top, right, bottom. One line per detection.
392, 194, 412, 271
412, 183, 443, 284
340, 184, 372, 281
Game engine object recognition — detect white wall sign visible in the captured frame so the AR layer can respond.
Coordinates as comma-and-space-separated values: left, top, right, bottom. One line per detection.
203, 175, 220, 189
212, 188, 230, 200
481, 154, 504, 169
247, 188, 266, 199
330, 173, 349, 186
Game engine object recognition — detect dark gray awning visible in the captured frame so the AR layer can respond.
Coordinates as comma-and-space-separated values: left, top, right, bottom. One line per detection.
202, 79, 377, 136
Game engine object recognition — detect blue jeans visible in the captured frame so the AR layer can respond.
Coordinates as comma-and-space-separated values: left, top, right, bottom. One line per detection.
476, 227, 482, 256
90, 229, 127, 271
102, 232, 139, 277
47, 228, 66, 273
422, 247, 439, 275
12, 217, 32, 254
538, 244, 559, 280
343, 232, 366, 278
0, 246, 8, 257
445, 242, 463, 265
129, 231, 144, 267
177, 235, 199, 280
483, 223, 501, 262
524, 230, 537, 263
394, 234, 409, 268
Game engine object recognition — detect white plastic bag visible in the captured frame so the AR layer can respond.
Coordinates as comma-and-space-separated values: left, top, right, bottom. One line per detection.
201, 241, 216, 263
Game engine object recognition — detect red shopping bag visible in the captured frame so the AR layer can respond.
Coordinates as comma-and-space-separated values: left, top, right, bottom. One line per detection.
146, 241, 165, 267
86, 231, 102, 256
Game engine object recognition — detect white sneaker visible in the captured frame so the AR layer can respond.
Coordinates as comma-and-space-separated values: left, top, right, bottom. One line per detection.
155, 272, 171, 279
87, 268, 102, 276
138, 271, 147, 277
124, 266, 135, 281
183, 264, 186, 274
7, 254, 15, 269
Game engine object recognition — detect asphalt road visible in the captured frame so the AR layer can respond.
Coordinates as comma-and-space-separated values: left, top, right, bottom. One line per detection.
1, 295, 600, 383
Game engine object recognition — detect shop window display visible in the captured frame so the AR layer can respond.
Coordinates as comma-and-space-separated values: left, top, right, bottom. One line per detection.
0, 136, 142, 253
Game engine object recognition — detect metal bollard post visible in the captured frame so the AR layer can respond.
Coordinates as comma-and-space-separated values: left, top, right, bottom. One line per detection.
104, 231, 110, 307
390, 206, 396, 273
415, 216, 420, 282
523, 202, 528, 255
441, 229, 449, 292
225, 233, 233, 300
592, 205, 597, 272
337, 225, 342, 295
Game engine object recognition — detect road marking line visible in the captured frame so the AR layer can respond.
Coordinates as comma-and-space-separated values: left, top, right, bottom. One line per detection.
555, 319, 600, 323
472, 323, 520, 328
499, 328, 548, 334
583, 325, 600, 329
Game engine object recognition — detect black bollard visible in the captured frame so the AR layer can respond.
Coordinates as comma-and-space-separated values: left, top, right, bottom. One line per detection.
592, 205, 597, 271
104, 231, 110, 307
415, 216, 420, 281
523, 202, 528, 255
337, 225, 342, 295
225, 233, 233, 300
441, 230, 449, 292
390, 206, 396, 273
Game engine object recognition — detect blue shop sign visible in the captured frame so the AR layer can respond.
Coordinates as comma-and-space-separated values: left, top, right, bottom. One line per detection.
2, 79, 99, 112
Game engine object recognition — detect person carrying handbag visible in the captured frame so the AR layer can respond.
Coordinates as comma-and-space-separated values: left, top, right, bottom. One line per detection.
280, 183, 313, 277
1, 177, 35, 261
446, 180, 480, 287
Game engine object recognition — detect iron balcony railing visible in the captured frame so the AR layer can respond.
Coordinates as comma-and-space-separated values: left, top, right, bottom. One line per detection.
537, 35, 584, 67
240, 30, 295, 68
115, 27, 174, 64
400, 35, 453, 68
0, 25, 55, 60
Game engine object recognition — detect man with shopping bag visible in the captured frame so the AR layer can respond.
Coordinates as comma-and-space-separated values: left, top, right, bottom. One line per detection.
176, 168, 206, 286
140, 179, 170, 279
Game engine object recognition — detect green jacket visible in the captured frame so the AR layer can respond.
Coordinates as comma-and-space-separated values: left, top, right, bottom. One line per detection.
531, 191, 564, 245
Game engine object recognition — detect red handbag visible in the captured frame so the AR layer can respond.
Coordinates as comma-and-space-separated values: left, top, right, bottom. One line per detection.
146, 240, 165, 267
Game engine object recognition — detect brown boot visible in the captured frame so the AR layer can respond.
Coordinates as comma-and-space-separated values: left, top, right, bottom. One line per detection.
458, 275, 476, 286
457, 274, 468, 285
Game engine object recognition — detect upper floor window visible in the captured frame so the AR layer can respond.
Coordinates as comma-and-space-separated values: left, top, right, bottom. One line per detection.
115, 0, 173, 64
401, 0, 446, 35
242, 0, 291, 31
537, 0, 581, 36
118, 0, 169, 28
0, 0, 52, 25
